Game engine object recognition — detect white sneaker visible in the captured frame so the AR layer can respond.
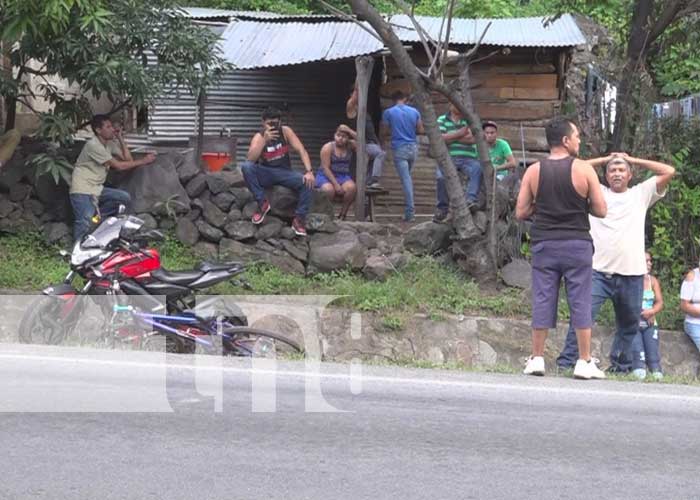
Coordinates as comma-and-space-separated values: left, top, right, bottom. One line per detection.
523, 356, 545, 376
573, 358, 606, 380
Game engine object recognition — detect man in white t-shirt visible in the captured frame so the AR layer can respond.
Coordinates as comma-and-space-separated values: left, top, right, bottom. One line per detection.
556, 153, 675, 375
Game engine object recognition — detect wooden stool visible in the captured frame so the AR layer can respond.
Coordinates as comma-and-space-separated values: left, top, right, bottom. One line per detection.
365, 188, 389, 222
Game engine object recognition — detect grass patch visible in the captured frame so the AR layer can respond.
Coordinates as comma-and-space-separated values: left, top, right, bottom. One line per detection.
0, 232, 70, 289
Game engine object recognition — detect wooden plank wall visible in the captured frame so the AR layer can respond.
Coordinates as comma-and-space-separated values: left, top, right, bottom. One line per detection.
375, 47, 565, 218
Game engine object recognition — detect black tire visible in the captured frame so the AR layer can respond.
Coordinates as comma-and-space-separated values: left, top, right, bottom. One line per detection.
18, 296, 78, 345
221, 326, 303, 358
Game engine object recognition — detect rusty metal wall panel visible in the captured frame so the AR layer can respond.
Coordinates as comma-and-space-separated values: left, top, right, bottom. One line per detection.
146, 61, 357, 167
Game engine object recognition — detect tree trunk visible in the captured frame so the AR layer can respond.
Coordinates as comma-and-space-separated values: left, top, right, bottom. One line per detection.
4, 95, 16, 132
347, 0, 479, 241
354, 55, 374, 221
460, 62, 498, 261
610, 0, 654, 151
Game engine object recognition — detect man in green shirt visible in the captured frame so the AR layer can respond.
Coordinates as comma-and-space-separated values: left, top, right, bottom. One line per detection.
434, 103, 481, 223
70, 114, 156, 242
483, 120, 516, 181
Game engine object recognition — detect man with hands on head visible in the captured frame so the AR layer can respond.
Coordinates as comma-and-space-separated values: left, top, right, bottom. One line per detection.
556, 151, 675, 377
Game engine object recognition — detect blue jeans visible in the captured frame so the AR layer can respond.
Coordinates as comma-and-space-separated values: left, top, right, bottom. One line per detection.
557, 271, 643, 371
366, 143, 385, 180
684, 321, 700, 354
70, 187, 131, 242
392, 143, 418, 219
436, 157, 482, 211
241, 161, 312, 218
632, 322, 661, 372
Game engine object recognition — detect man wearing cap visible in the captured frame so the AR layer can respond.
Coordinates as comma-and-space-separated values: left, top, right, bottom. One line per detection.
482, 120, 516, 181
556, 152, 675, 376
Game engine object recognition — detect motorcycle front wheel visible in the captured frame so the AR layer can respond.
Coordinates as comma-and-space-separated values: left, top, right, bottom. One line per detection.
18, 295, 81, 345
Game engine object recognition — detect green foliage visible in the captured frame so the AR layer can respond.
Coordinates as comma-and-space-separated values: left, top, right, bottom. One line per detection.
0, 0, 229, 142
381, 314, 404, 331
30, 153, 74, 185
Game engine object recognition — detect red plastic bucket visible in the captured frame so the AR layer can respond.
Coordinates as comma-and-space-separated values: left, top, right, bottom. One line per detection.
201, 152, 231, 172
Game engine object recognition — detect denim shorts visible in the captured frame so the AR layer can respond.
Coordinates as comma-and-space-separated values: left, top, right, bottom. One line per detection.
531, 239, 593, 329
316, 171, 353, 188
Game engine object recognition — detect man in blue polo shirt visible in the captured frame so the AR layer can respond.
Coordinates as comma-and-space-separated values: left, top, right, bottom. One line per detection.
381, 91, 423, 221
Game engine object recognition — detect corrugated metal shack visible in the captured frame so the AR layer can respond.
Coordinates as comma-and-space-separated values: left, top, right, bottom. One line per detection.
376, 14, 586, 217
133, 9, 587, 218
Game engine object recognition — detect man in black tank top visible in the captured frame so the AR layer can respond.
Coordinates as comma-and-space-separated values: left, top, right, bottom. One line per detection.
241, 106, 315, 237
515, 117, 607, 380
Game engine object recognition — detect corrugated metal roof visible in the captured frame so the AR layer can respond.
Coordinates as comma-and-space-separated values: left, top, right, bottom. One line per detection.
180, 7, 280, 20
219, 20, 384, 69
181, 7, 343, 21
388, 13, 586, 47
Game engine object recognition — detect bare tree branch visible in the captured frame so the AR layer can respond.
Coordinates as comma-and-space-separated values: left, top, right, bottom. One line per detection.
392, 0, 438, 65
318, 0, 384, 42
436, 0, 457, 78
458, 21, 492, 63
647, 0, 685, 43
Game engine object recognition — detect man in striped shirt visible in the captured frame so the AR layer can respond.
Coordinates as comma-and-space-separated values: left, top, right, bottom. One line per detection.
433, 103, 482, 223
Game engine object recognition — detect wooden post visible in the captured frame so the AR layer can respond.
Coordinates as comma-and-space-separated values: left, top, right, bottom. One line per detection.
354, 56, 375, 221
196, 89, 207, 169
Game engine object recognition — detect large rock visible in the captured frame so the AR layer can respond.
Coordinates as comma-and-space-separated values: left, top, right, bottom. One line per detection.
281, 239, 309, 263
0, 153, 28, 192
193, 241, 218, 260
202, 200, 227, 228
362, 255, 395, 281
115, 152, 191, 215
186, 174, 208, 198
338, 221, 402, 237
212, 192, 236, 212
225, 207, 242, 224
176, 218, 199, 246
501, 259, 532, 289
0, 198, 16, 218
195, 220, 224, 243
305, 213, 338, 233
32, 175, 71, 222
9, 183, 31, 202
403, 221, 453, 255
205, 168, 245, 194
242, 200, 258, 220
25, 199, 45, 216
308, 230, 366, 273
255, 216, 284, 240
230, 187, 253, 209
177, 151, 201, 184
136, 213, 158, 231
265, 186, 335, 220
219, 238, 305, 275
42, 222, 70, 245
224, 220, 257, 240
358, 232, 377, 249
452, 238, 498, 285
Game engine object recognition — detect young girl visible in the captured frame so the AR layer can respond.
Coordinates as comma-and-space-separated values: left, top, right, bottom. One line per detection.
634, 252, 664, 380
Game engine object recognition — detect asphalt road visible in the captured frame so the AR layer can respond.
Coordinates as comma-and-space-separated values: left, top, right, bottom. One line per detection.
1, 343, 700, 500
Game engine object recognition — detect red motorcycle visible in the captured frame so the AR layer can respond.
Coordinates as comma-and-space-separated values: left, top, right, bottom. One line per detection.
18, 213, 252, 350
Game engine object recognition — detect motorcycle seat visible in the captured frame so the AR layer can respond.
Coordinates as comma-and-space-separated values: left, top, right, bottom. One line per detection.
151, 268, 204, 286
198, 261, 243, 273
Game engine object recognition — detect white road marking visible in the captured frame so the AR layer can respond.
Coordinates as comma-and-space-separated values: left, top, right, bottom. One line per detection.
0, 352, 699, 403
